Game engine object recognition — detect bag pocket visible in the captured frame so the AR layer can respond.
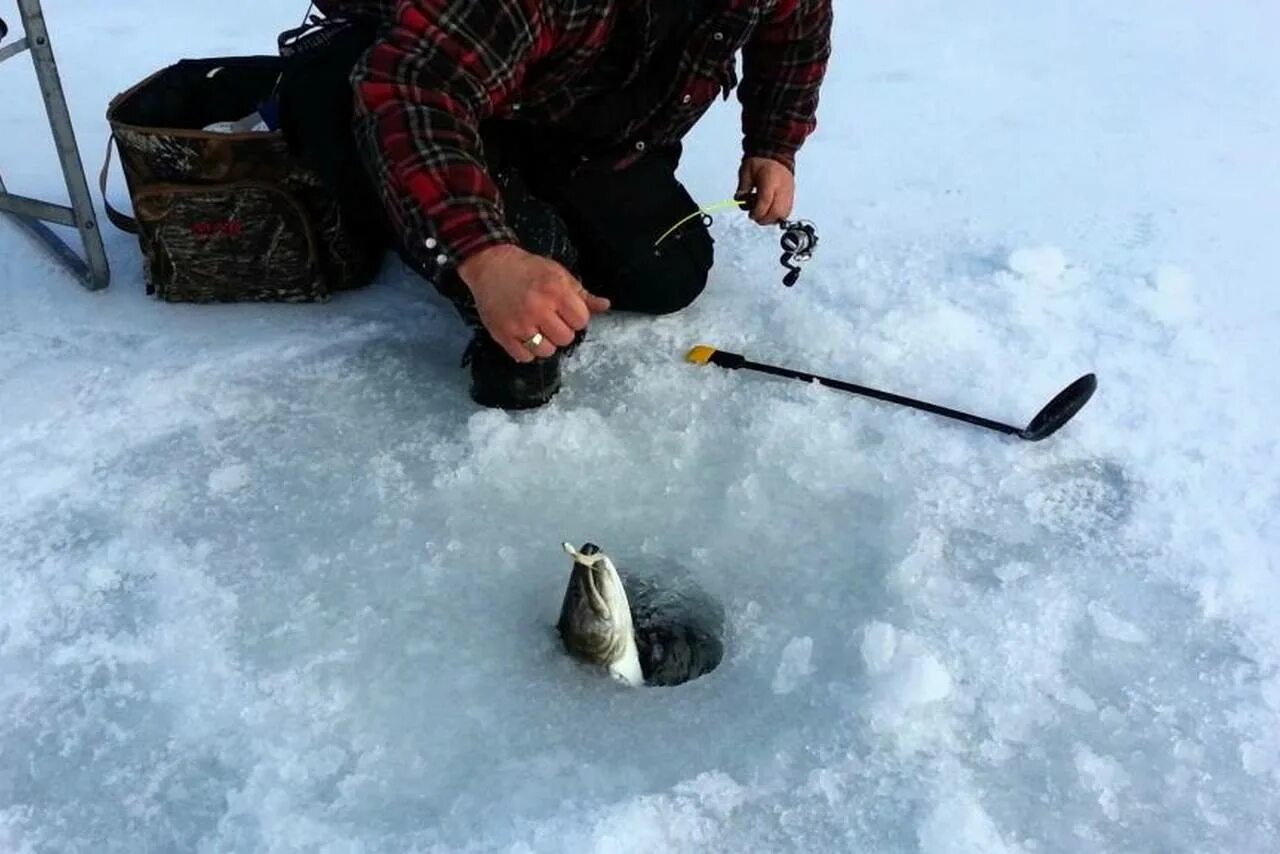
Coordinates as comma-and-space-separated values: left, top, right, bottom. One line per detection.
132, 181, 323, 302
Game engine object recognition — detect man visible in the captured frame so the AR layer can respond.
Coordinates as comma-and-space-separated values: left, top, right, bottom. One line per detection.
300, 0, 832, 409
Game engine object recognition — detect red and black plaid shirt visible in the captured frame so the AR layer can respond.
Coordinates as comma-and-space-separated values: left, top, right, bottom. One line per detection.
318, 0, 832, 266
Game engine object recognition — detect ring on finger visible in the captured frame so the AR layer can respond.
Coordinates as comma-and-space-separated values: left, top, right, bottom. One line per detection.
521, 332, 544, 351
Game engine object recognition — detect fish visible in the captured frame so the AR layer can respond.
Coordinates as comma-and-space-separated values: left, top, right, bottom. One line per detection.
556, 541, 644, 687
555, 542, 727, 688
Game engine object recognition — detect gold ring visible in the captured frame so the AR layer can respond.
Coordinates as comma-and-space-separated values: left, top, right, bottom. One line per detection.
522, 332, 544, 351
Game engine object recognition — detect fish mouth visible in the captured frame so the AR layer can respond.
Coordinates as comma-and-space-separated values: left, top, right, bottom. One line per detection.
564, 542, 612, 620
578, 564, 611, 620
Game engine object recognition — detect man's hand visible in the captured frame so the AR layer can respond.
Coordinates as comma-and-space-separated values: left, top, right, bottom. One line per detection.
736, 157, 796, 225
457, 244, 611, 363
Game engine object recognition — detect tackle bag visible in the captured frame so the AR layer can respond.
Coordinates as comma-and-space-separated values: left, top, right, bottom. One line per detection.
100, 55, 383, 302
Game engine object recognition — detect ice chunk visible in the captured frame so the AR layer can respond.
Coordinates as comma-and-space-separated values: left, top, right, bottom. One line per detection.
1007, 245, 1067, 283
862, 625, 954, 729
1240, 740, 1279, 778
861, 621, 899, 673
584, 772, 748, 852
1137, 264, 1197, 324
773, 636, 815, 694
1075, 746, 1132, 821
892, 648, 954, 707
207, 462, 251, 495
918, 791, 1023, 854
0, 811, 34, 854
993, 561, 1033, 585
1088, 602, 1150, 644
1055, 684, 1099, 714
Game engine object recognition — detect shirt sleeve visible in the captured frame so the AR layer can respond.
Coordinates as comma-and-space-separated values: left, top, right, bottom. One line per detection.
738, 0, 833, 172
350, 0, 550, 264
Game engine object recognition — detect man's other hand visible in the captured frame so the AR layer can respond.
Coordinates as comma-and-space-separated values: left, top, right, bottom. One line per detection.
457, 245, 611, 363
736, 157, 795, 225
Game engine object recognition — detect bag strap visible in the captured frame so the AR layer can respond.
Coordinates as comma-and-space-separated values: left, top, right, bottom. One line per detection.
98, 135, 138, 234
278, 14, 358, 58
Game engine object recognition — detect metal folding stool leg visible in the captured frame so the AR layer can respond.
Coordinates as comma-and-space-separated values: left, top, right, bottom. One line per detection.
0, 0, 110, 290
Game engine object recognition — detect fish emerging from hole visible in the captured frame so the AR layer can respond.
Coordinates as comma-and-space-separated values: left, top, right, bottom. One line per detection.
556, 541, 726, 688
556, 541, 644, 687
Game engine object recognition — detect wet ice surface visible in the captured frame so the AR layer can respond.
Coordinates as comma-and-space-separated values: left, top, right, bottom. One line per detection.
3, 0, 1280, 851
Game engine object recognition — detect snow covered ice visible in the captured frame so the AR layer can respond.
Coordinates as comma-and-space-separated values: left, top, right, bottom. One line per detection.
3, 1, 1279, 851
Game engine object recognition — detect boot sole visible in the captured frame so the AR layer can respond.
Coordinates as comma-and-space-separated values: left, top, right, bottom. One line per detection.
470, 378, 563, 410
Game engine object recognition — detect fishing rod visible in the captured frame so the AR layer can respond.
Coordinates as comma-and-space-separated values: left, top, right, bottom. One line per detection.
687, 345, 1096, 442
659, 199, 1096, 440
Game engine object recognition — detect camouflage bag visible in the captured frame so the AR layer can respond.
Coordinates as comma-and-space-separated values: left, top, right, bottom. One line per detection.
100, 55, 383, 302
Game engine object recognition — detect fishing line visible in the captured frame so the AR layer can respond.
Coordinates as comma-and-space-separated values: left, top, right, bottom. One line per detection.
654, 197, 821, 288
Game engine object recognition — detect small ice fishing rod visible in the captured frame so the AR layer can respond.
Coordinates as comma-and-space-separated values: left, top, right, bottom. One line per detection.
654, 197, 819, 288
687, 345, 1097, 442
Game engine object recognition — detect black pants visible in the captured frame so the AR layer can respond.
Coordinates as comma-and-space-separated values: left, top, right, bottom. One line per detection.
278, 23, 713, 321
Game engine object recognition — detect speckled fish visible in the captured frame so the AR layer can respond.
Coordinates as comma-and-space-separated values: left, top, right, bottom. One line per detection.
556, 542, 725, 688
556, 542, 644, 686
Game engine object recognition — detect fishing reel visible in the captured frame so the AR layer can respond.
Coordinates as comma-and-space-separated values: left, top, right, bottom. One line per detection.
777, 218, 818, 287
735, 191, 820, 287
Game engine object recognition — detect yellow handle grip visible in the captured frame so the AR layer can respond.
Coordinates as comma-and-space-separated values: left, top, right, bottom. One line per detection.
686, 345, 718, 365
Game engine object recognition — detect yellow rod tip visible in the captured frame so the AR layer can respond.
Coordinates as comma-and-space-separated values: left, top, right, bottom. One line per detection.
686, 345, 717, 365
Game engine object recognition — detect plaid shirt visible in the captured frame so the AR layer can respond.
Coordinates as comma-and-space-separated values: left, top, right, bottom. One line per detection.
317, 0, 832, 266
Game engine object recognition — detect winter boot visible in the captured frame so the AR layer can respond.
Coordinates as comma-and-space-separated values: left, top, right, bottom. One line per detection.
460, 333, 565, 410
439, 268, 587, 410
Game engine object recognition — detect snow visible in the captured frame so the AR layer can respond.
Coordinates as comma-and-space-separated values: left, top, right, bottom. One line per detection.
1006, 246, 1068, 286
918, 791, 1023, 854
2, 0, 1279, 851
